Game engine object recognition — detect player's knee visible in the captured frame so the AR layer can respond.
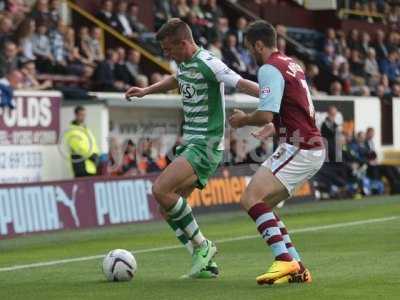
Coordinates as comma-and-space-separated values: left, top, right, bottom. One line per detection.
240, 190, 258, 211
152, 181, 165, 202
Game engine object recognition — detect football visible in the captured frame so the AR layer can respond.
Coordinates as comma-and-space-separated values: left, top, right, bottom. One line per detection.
102, 249, 137, 282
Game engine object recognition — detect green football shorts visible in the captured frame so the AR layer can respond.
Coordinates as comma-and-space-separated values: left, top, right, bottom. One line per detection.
176, 143, 223, 189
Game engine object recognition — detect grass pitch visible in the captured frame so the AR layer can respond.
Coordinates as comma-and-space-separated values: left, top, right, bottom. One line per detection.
0, 195, 399, 300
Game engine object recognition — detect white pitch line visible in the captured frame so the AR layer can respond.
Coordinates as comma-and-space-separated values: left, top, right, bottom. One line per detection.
0, 215, 397, 273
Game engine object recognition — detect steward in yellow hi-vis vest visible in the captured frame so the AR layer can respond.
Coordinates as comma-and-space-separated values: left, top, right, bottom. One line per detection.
65, 106, 99, 177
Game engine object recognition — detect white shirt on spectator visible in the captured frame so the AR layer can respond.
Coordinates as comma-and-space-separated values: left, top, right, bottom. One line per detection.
117, 14, 133, 36
21, 38, 36, 60
32, 34, 52, 57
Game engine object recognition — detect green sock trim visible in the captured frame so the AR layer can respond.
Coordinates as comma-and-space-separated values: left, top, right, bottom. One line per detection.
175, 213, 193, 229
166, 218, 179, 231
169, 198, 187, 219
177, 234, 189, 244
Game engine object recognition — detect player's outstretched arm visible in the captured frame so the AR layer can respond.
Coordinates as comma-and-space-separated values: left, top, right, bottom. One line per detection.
125, 75, 178, 101
236, 79, 259, 98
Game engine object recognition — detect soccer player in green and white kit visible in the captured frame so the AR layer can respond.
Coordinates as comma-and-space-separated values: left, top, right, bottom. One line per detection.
125, 18, 259, 278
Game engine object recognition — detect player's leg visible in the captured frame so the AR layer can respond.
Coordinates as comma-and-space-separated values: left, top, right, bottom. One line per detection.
152, 156, 217, 276
241, 166, 300, 284
160, 182, 219, 279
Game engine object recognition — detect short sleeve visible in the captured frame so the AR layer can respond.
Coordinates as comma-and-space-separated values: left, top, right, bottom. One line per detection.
203, 55, 242, 87
257, 64, 285, 113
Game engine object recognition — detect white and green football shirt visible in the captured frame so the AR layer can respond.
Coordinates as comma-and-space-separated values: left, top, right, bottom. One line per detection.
176, 48, 241, 150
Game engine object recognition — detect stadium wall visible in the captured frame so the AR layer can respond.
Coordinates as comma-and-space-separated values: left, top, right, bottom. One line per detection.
0, 165, 313, 240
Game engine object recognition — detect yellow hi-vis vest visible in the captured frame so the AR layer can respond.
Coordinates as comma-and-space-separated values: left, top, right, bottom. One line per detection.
64, 123, 99, 175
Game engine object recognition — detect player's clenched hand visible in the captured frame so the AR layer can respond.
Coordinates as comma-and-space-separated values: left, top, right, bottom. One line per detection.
125, 86, 147, 101
251, 123, 275, 140
229, 109, 247, 129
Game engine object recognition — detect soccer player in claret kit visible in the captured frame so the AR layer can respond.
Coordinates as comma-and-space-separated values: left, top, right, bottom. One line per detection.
125, 18, 259, 278
229, 20, 325, 285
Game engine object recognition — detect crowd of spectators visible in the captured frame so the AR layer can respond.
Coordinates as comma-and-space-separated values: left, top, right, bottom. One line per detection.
0, 0, 398, 101
317, 27, 400, 98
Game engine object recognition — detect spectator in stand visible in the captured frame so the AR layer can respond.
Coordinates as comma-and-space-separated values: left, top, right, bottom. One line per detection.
49, 20, 67, 71
89, 27, 104, 62
92, 49, 128, 91
336, 30, 348, 55
392, 83, 400, 97
32, 22, 54, 73
375, 84, 389, 99
191, 0, 205, 20
208, 37, 222, 59
231, 17, 247, 49
0, 41, 19, 78
107, 136, 123, 176
14, 18, 36, 61
277, 36, 286, 54
139, 138, 160, 174
6, 0, 30, 24
95, 0, 117, 29
135, 74, 149, 88
211, 17, 229, 43
176, 0, 190, 19
49, 0, 61, 29
324, 28, 339, 53
186, 11, 205, 46
330, 80, 343, 95
364, 47, 380, 86
125, 49, 143, 85
359, 85, 371, 96
380, 50, 400, 83
349, 49, 366, 84
120, 139, 139, 176
115, 1, 137, 39
321, 44, 335, 68
338, 62, 352, 94
154, 0, 174, 30
30, 0, 51, 28
360, 32, 371, 58
305, 63, 320, 95
373, 29, 389, 63
387, 32, 399, 53
127, 3, 148, 35
114, 47, 134, 85
379, 74, 392, 95
203, 0, 223, 23
0, 15, 14, 47
64, 26, 76, 55
222, 33, 246, 75
321, 106, 340, 163
0, 69, 23, 108
347, 28, 361, 52
20, 59, 52, 90
77, 27, 94, 63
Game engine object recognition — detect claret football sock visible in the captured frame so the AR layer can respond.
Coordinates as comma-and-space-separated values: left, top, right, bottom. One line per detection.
248, 202, 293, 262
274, 212, 305, 272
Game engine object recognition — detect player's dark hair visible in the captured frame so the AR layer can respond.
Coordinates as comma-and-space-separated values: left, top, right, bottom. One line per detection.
156, 18, 193, 42
74, 105, 85, 115
245, 20, 277, 48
